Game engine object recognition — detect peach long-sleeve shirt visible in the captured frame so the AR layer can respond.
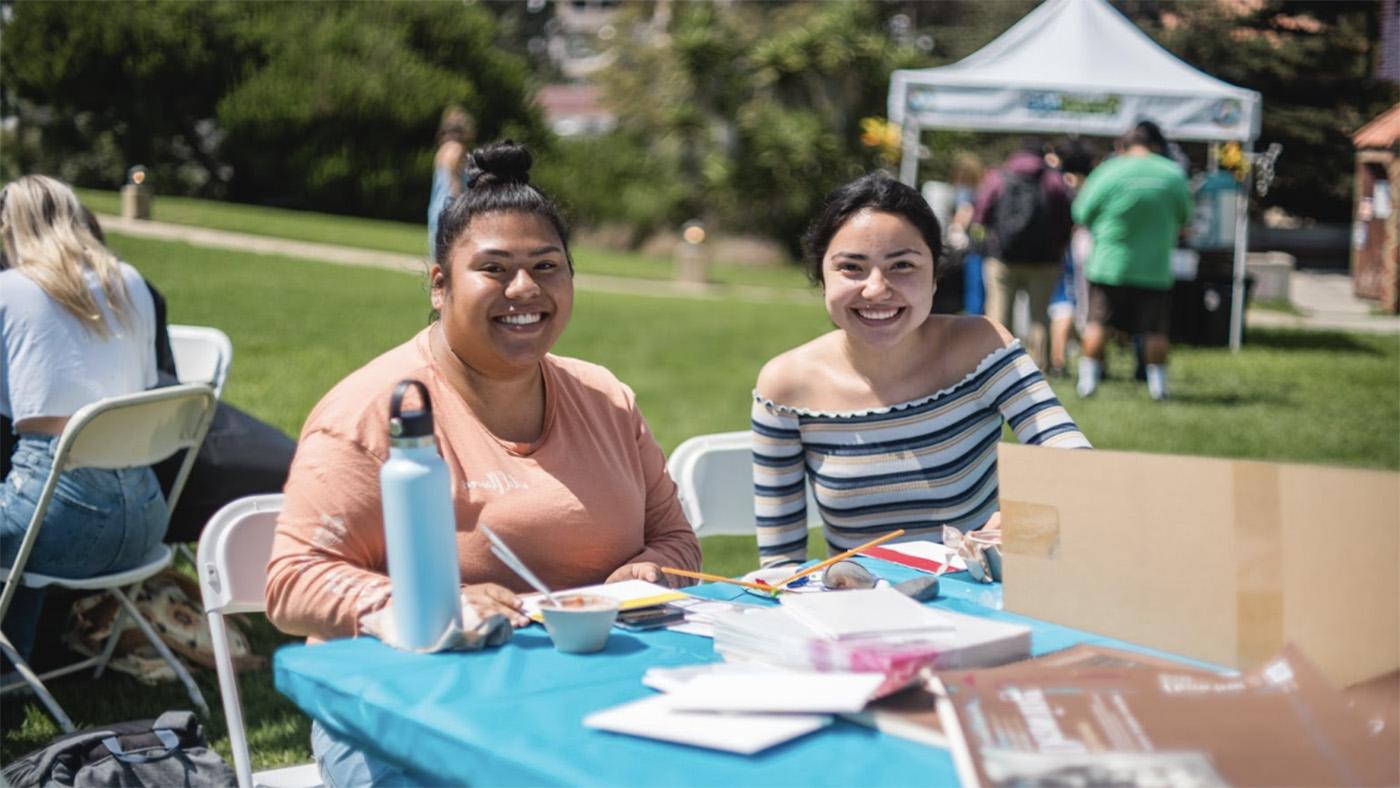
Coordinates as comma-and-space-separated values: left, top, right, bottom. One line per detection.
265, 326, 701, 640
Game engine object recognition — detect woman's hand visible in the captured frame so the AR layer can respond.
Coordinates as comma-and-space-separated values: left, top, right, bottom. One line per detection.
980, 510, 1002, 535
462, 583, 530, 628
605, 561, 670, 587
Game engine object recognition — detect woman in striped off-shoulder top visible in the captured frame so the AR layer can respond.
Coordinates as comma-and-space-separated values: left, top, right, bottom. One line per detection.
752, 172, 1090, 567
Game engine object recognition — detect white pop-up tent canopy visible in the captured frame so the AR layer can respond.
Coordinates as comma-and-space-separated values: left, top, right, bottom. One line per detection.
889, 0, 1262, 349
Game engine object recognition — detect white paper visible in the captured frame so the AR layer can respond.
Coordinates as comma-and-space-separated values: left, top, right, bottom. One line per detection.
875, 540, 968, 571
664, 597, 749, 637
663, 671, 886, 713
641, 663, 791, 693
584, 695, 830, 754
780, 587, 955, 641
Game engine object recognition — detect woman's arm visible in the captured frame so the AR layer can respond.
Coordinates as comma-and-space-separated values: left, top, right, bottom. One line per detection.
265, 430, 395, 640
609, 408, 702, 582
984, 344, 1092, 449
752, 397, 809, 568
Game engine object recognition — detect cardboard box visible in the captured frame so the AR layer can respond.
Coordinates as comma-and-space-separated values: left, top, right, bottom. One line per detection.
997, 443, 1400, 687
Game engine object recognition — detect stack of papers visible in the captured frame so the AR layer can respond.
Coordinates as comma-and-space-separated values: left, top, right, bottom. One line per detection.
712, 588, 1030, 694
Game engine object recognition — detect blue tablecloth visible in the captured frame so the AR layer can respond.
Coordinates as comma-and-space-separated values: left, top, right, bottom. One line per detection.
274, 558, 1216, 786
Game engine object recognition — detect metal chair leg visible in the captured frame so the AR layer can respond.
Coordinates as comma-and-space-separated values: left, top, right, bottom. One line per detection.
110, 586, 210, 717
0, 629, 76, 733
92, 602, 129, 680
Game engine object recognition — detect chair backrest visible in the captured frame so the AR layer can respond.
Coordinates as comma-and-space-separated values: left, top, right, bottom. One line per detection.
53, 384, 217, 511
0, 384, 217, 631
196, 494, 284, 616
169, 324, 233, 398
196, 494, 284, 788
667, 430, 820, 538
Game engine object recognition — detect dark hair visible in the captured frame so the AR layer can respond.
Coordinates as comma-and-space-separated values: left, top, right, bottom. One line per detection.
1018, 135, 1046, 155
1054, 138, 1099, 177
1121, 120, 1167, 154
432, 140, 572, 273
801, 172, 942, 286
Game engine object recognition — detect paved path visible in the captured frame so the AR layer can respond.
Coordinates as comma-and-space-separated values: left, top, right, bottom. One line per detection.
101, 214, 1396, 330
1245, 270, 1400, 336
97, 214, 818, 305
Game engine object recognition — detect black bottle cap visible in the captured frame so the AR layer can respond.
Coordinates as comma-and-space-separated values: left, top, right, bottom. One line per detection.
388, 379, 434, 439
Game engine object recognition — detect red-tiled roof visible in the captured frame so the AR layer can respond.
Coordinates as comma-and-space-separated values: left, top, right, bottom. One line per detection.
1353, 103, 1400, 149
534, 84, 611, 118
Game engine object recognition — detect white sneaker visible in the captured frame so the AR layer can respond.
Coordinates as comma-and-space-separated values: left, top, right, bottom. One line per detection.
1146, 364, 1168, 401
1076, 358, 1100, 398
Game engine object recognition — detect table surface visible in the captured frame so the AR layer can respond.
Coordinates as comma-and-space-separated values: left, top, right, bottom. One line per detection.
274, 558, 1214, 786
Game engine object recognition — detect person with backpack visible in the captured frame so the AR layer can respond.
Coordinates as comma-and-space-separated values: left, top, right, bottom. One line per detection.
971, 138, 1073, 369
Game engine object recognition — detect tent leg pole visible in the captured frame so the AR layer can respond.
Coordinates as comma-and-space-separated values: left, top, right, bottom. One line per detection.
899, 123, 919, 186
1229, 140, 1253, 352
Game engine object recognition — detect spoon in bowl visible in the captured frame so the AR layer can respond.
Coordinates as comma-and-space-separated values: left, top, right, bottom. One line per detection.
478, 524, 561, 606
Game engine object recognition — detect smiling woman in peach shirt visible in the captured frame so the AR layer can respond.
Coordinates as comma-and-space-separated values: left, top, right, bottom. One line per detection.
265, 141, 701, 786
751, 172, 1090, 569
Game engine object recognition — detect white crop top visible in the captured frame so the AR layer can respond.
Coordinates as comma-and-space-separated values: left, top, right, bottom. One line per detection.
0, 262, 157, 426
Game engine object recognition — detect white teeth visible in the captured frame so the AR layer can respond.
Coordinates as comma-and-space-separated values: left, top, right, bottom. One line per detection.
857, 308, 899, 321
498, 313, 543, 325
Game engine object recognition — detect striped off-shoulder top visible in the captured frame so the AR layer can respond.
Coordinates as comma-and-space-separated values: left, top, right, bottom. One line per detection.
751, 341, 1091, 566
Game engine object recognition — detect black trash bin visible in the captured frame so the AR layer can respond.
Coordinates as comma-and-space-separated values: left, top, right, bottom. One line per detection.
1170, 275, 1255, 346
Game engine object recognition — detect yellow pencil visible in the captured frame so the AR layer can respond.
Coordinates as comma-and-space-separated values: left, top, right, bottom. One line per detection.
660, 567, 785, 593
768, 529, 907, 590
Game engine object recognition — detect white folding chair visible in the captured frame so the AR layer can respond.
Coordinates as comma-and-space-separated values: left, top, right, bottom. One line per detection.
197, 495, 321, 788
0, 384, 218, 732
169, 324, 233, 399
666, 430, 820, 538
167, 324, 233, 565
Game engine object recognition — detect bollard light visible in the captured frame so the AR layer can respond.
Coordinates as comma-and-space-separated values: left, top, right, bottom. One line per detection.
121, 165, 152, 220
682, 220, 706, 246
675, 220, 708, 286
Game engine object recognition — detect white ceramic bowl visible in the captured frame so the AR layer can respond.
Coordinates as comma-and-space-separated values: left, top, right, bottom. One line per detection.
538, 594, 620, 653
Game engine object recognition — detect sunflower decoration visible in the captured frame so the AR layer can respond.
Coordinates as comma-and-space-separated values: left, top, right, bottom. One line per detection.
860, 116, 902, 165
1217, 141, 1251, 183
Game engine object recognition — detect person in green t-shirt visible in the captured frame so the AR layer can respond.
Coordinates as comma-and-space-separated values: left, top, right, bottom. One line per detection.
1071, 121, 1191, 401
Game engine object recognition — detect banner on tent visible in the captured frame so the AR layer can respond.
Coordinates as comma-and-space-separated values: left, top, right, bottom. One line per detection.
903, 85, 1256, 142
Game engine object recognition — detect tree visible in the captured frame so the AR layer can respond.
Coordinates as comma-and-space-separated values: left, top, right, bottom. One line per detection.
1133, 1, 1392, 223
585, 1, 923, 256
1, 1, 545, 221
216, 2, 543, 220
1, 0, 248, 192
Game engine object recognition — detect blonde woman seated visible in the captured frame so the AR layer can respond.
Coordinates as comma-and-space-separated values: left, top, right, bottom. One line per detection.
1, 176, 163, 660
752, 172, 1090, 568
265, 142, 701, 786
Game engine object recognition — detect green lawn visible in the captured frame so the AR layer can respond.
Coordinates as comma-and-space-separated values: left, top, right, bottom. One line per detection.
75, 188, 810, 290
3, 229, 1396, 769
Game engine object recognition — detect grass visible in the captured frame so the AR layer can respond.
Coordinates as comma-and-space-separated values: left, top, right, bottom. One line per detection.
1250, 297, 1304, 315
75, 188, 810, 291
3, 227, 1397, 769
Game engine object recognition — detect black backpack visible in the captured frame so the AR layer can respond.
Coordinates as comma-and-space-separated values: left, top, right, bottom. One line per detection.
1, 711, 237, 788
992, 169, 1053, 262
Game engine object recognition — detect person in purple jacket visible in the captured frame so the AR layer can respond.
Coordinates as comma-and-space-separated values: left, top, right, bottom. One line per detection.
971, 139, 1073, 368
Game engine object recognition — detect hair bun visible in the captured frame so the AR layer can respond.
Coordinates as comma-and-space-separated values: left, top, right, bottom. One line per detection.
467, 141, 532, 188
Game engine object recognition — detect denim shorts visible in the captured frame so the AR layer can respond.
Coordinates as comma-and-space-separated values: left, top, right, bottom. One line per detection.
311, 721, 414, 787
1, 434, 169, 577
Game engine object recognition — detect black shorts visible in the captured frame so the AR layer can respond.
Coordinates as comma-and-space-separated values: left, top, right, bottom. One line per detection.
1087, 283, 1171, 336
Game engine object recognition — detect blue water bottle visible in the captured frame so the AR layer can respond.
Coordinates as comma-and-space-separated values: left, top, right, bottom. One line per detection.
380, 380, 462, 650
